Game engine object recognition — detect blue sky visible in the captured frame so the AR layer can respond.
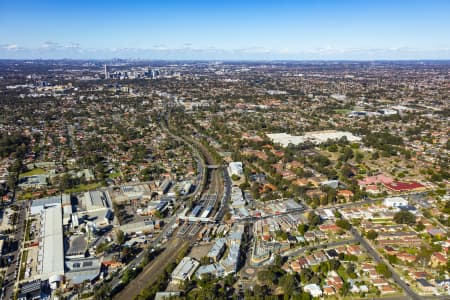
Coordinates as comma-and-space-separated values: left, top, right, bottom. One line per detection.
1, 0, 449, 59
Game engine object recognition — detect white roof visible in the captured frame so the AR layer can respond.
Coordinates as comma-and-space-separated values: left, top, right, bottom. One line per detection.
84, 190, 108, 211
171, 257, 199, 281
41, 205, 64, 280
266, 133, 307, 147
267, 130, 361, 147
384, 196, 408, 206
304, 283, 322, 296
228, 162, 243, 176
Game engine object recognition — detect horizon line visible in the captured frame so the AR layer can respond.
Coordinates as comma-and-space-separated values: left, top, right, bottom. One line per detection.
2, 58, 450, 62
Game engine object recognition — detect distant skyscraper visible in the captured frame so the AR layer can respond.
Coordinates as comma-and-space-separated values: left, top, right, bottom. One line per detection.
104, 65, 109, 79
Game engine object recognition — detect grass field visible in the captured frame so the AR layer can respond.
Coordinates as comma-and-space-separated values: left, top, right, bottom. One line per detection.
19, 168, 46, 178
108, 172, 121, 179
65, 182, 102, 193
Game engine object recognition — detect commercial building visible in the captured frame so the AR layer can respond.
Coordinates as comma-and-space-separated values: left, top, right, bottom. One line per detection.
383, 181, 426, 192
267, 130, 361, 147
195, 263, 225, 279
220, 225, 244, 275
104, 65, 109, 79
383, 196, 408, 208
65, 257, 101, 284
79, 190, 113, 227
171, 257, 200, 284
18, 280, 49, 300
230, 186, 245, 208
207, 238, 226, 262
66, 235, 87, 258
228, 162, 243, 177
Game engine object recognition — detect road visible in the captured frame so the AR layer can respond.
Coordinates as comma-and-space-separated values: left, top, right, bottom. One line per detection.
2, 200, 27, 300
350, 227, 423, 300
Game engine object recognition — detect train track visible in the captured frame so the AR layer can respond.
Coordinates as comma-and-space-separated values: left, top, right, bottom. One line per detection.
113, 238, 189, 300
113, 109, 225, 299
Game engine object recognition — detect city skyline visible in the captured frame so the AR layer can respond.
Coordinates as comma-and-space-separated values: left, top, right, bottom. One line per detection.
1, 0, 450, 59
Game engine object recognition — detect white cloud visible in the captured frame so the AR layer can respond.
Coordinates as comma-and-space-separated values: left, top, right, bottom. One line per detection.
1, 44, 21, 50
0, 43, 449, 60
40, 41, 61, 49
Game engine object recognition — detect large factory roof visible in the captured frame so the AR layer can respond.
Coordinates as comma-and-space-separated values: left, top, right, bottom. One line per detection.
41, 205, 64, 280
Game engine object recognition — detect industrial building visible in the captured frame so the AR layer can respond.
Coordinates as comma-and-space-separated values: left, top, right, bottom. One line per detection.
267, 130, 361, 147
83, 190, 111, 211
171, 257, 200, 284
39, 205, 64, 289
114, 184, 152, 203
30, 195, 62, 215
78, 190, 113, 227
65, 257, 101, 284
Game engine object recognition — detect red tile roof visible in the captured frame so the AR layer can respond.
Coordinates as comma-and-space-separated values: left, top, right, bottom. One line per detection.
383, 181, 425, 192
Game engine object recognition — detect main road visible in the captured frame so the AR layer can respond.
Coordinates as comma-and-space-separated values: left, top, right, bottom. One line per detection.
350, 227, 423, 300
2, 199, 27, 300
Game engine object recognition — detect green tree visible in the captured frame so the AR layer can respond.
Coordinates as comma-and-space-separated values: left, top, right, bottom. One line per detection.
257, 269, 276, 285
93, 283, 111, 300
297, 224, 309, 235
279, 273, 296, 296
116, 229, 126, 245
366, 230, 378, 240
59, 173, 76, 190
415, 222, 425, 232
387, 254, 398, 265
307, 212, 321, 227
231, 174, 240, 181
336, 219, 351, 230
393, 211, 416, 225
375, 263, 392, 278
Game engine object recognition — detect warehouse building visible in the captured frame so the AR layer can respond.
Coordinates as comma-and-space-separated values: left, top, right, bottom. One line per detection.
39, 205, 64, 289
171, 257, 199, 284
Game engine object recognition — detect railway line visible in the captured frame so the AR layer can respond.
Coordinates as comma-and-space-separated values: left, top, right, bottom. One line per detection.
113, 237, 189, 300
113, 108, 225, 300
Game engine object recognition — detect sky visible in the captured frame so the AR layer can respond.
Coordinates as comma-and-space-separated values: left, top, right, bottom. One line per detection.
1, 0, 450, 60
